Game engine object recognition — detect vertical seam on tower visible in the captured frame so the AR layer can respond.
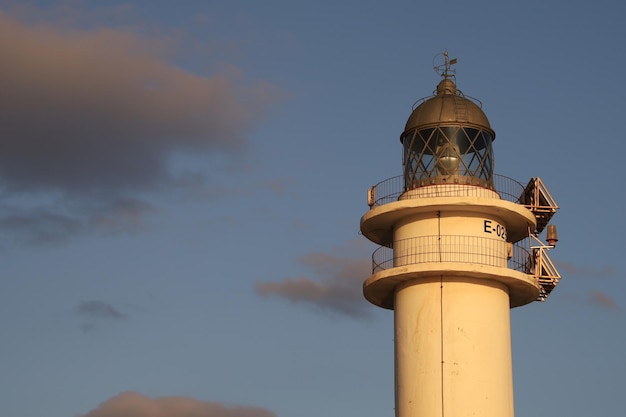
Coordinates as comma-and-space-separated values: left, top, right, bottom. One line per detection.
440, 273, 445, 417
437, 211, 442, 262
437, 210, 445, 417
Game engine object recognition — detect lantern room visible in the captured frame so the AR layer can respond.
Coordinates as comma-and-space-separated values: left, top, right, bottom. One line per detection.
401, 71, 495, 191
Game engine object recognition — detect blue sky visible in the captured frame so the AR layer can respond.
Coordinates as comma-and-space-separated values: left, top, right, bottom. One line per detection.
0, 1, 624, 416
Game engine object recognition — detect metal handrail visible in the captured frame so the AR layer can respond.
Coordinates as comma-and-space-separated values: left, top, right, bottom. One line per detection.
371, 235, 532, 274
368, 174, 526, 207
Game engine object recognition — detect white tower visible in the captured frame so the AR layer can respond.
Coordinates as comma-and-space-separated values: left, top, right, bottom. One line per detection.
360, 53, 561, 417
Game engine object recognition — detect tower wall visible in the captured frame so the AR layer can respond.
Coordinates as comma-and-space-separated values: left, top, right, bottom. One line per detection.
392, 186, 515, 417
394, 278, 514, 417
393, 210, 509, 268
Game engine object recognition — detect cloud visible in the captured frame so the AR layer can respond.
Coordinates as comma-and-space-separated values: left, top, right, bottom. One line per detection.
80, 391, 277, 417
0, 197, 159, 245
551, 262, 620, 311
589, 290, 619, 311
76, 301, 127, 320
256, 249, 373, 319
0, 10, 278, 243
558, 262, 616, 279
0, 205, 85, 245
89, 198, 160, 234
75, 300, 127, 332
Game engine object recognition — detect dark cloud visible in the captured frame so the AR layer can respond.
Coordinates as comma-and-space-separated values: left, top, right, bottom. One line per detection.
0, 206, 84, 245
0, 197, 158, 245
76, 300, 127, 320
80, 391, 277, 417
0, 10, 277, 243
256, 251, 372, 319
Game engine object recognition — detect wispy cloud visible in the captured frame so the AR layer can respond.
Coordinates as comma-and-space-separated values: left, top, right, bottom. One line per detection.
553, 261, 620, 311
0, 198, 159, 245
75, 300, 127, 332
79, 391, 277, 417
589, 290, 619, 311
76, 301, 127, 320
0, 206, 85, 245
0, 9, 278, 244
256, 243, 373, 319
558, 262, 616, 279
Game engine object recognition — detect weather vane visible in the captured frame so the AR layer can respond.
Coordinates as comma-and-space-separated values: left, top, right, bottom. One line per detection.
433, 49, 457, 79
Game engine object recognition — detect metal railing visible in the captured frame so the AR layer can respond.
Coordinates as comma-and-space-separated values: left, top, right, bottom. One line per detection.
368, 174, 526, 207
371, 235, 532, 274
507, 238, 533, 274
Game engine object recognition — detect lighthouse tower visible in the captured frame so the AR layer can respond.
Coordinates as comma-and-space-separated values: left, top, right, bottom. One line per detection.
360, 52, 561, 417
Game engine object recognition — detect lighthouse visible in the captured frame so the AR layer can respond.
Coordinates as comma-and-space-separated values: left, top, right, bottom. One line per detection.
360, 52, 561, 417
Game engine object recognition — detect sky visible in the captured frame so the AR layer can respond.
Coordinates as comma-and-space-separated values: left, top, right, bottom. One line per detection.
0, 1, 624, 416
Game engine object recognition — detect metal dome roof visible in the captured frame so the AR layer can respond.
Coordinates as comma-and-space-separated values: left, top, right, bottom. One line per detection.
403, 78, 495, 139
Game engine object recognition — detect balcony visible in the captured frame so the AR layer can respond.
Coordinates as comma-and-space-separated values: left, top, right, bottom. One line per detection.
371, 235, 532, 275
367, 235, 561, 302
367, 174, 526, 207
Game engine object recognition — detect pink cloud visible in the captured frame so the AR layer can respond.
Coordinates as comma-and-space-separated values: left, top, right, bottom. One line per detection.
80, 391, 277, 417
256, 247, 373, 318
0, 10, 275, 194
589, 290, 619, 311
